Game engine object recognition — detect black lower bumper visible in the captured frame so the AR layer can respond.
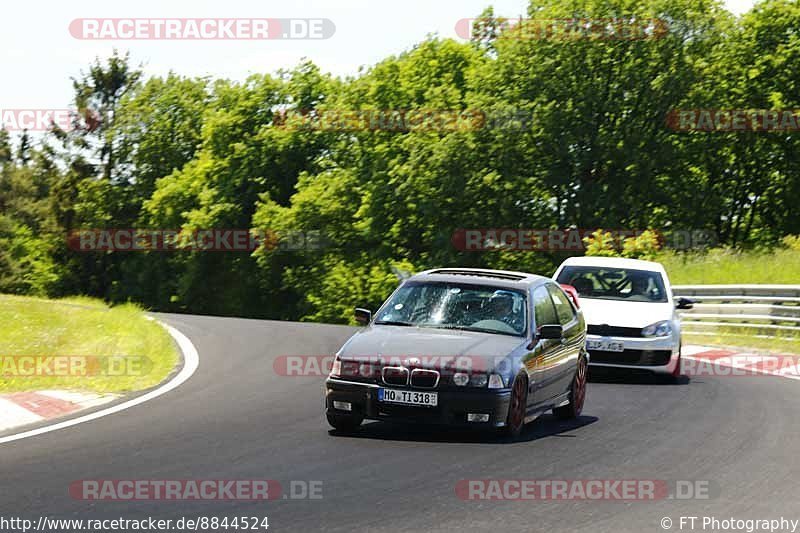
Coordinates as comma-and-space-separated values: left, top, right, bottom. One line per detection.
589, 349, 672, 366
325, 379, 512, 428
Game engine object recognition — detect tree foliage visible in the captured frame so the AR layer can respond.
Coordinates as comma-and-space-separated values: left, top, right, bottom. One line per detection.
1, 0, 798, 322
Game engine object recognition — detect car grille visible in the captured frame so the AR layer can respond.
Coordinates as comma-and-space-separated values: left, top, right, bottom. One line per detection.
589, 349, 672, 366
587, 324, 644, 338
382, 366, 409, 386
410, 369, 439, 389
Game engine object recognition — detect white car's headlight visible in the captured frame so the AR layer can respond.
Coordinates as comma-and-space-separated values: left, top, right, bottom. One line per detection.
641, 320, 672, 337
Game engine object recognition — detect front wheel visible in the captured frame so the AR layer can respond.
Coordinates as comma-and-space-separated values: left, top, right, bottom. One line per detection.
326, 413, 363, 432
503, 373, 529, 438
553, 354, 588, 419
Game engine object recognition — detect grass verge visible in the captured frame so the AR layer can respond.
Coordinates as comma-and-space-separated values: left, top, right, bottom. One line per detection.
684, 331, 800, 354
0, 294, 179, 393
659, 248, 800, 285
655, 247, 800, 353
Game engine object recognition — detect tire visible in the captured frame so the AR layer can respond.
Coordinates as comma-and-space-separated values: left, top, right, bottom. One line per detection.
671, 344, 683, 378
503, 373, 528, 438
553, 354, 588, 419
326, 413, 363, 432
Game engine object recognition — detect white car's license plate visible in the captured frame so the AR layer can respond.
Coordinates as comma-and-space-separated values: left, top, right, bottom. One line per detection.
378, 388, 438, 407
587, 339, 625, 352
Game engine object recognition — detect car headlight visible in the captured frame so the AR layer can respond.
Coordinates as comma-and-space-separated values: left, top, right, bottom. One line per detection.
330, 357, 371, 378
359, 363, 379, 379
453, 373, 507, 388
453, 372, 469, 386
470, 374, 488, 387
641, 320, 672, 337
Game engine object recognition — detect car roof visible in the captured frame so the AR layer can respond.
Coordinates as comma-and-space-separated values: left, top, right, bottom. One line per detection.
556, 256, 667, 273
409, 268, 551, 290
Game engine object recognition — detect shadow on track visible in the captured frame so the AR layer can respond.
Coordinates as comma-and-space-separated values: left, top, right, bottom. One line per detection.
589, 368, 691, 386
328, 414, 598, 444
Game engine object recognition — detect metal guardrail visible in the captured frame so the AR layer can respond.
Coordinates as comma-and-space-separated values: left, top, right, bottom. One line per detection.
673, 285, 800, 334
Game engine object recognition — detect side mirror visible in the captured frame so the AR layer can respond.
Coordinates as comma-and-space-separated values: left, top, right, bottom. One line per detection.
675, 297, 694, 310
354, 307, 372, 325
538, 324, 563, 340
527, 324, 564, 349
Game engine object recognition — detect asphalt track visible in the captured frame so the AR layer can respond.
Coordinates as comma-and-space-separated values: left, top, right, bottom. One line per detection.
1, 314, 799, 532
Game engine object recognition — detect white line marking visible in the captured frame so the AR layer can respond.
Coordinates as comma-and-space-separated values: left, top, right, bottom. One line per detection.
0, 321, 199, 445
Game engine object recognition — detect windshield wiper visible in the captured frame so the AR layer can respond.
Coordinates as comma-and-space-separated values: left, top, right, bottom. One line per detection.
374, 320, 414, 326
424, 324, 523, 337
424, 324, 494, 333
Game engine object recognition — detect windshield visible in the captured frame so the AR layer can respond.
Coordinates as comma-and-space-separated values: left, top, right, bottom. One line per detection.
556, 266, 669, 303
374, 282, 528, 337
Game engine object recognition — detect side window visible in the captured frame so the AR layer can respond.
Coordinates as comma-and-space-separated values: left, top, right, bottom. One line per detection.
533, 286, 558, 329
548, 284, 577, 326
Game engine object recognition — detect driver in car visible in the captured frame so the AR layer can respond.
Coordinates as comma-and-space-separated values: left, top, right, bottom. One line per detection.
488, 291, 523, 333
571, 276, 593, 296
629, 273, 653, 299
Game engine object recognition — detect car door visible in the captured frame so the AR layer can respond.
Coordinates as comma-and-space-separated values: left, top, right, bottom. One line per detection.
526, 285, 562, 404
546, 283, 583, 397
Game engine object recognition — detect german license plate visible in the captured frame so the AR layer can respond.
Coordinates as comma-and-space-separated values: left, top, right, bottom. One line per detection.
587, 339, 625, 352
378, 388, 438, 407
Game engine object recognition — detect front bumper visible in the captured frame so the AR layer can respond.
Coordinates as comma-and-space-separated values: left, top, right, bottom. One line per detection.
325, 378, 512, 428
586, 334, 680, 374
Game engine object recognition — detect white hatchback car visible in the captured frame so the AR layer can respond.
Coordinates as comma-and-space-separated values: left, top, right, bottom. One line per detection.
553, 256, 693, 376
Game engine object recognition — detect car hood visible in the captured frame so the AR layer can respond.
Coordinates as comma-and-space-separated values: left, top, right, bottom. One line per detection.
578, 298, 674, 328
338, 325, 525, 369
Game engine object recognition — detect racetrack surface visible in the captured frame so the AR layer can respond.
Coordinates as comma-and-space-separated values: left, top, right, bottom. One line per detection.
1, 314, 799, 532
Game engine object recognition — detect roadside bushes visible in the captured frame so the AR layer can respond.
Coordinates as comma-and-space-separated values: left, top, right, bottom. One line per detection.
583, 229, 662, 260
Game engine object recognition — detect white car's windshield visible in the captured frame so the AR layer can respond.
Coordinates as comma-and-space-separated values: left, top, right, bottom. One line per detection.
374, 282, 527, 337
556, 266, 668, 303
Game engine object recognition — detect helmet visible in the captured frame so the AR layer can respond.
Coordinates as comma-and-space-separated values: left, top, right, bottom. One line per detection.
571, 277, 593, 295
489, 290, 515, 309
629, 273, 650, 293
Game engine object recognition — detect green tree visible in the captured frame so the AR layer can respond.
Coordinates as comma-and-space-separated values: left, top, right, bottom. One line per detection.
70, 50, 143, 183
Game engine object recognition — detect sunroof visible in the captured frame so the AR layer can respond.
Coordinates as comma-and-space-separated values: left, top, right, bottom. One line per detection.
427, 269, 527, 281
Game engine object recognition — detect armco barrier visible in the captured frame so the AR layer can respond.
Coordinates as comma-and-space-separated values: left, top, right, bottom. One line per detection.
673, 285, 800, 334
